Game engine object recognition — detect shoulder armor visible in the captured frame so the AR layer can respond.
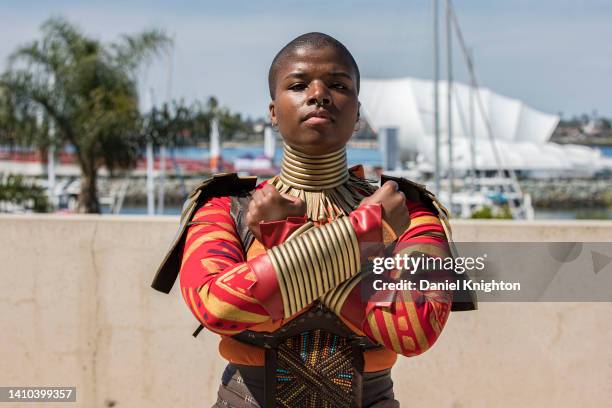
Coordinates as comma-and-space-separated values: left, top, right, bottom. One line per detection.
380, 173, 477, 311
151, 172, 258, 293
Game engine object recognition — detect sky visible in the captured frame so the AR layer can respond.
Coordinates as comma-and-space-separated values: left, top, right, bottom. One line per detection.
1, 0, 611, 120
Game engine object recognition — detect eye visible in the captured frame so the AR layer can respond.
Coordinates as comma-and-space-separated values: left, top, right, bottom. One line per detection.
289, 83, 306, 91
331, 83, 347, 90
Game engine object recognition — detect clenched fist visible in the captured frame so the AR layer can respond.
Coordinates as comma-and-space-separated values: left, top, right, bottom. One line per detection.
246, 184, 307, 242
359, 181, 410, 237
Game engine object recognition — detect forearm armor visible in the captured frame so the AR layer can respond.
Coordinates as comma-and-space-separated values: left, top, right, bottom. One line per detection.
248, 204, 383, 319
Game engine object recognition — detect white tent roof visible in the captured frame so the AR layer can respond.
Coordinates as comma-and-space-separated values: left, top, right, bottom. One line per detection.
359, 77, 610, 176
360, 77, 559, 150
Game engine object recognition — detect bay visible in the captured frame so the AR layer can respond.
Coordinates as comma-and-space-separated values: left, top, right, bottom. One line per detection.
171, 145, 383, 167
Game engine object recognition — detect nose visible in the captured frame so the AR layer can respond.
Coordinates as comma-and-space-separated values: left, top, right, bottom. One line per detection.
307, 80, 331, 107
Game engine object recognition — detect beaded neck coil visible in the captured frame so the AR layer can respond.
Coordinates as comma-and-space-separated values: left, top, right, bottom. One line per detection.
269, 143, 377, 222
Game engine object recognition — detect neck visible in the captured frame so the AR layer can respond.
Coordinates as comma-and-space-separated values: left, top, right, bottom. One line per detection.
279, 143, 349, 191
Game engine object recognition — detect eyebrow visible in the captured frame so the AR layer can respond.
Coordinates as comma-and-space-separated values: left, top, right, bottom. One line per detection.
329, 71, 353, 81
284, 72, 308, 80
283, 71, 354, 81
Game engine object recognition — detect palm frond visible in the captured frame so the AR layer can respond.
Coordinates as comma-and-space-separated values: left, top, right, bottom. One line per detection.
111, 29, 173, 73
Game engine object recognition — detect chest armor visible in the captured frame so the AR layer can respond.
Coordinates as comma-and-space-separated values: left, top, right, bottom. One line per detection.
152, 172, 476, 407
229, 194, 381, 407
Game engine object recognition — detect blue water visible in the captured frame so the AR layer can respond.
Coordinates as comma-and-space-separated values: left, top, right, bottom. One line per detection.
595, 146, 612, 157
4, 143, 609, 163
171, 145, 383, 167
0, 143, 382, 166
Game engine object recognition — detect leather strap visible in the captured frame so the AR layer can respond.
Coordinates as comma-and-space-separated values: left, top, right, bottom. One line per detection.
230, 194, 255, 254
231, 302, 381, 351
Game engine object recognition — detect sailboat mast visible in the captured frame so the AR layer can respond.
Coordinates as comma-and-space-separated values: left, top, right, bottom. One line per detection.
146, 88, 156, 216
445, 0, 454, 209
433, 0, 441, 196
469, 49, 476, 181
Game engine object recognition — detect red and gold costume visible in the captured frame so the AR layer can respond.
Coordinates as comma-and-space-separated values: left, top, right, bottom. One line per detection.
153, 144, 476, 408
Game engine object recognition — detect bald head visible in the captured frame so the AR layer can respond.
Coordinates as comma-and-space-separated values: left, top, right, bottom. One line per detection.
268, 32, 360, 100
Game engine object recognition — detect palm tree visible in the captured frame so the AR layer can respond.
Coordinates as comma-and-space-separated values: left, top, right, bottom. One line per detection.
0, 90, 49, 150
145, 100, 196, 148
0, 17, 171, 213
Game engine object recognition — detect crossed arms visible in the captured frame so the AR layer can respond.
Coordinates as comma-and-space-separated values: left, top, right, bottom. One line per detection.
179, 187, 453, 357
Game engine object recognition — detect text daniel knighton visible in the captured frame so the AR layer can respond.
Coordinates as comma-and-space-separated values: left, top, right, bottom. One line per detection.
373, 279, 521, 293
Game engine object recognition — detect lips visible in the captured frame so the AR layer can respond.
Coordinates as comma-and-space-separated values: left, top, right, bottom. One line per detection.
303, 110, 334, 125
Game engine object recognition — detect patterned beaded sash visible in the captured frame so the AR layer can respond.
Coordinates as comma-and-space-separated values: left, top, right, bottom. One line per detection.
275, 329, 355, 408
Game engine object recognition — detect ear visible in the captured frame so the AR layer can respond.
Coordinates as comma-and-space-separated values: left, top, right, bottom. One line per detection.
357, 101, 361, 122
269, 101, 277, 125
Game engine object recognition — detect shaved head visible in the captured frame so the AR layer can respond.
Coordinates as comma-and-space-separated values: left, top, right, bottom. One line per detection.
268, 32, 360, 100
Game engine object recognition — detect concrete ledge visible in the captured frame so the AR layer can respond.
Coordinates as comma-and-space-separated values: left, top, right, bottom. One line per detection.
0, 215, 610, 407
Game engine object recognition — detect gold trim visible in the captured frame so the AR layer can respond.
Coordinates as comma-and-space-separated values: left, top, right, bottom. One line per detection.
382, 310, 403, 353
304, 231, 332, 292
284, 239, 313, 304
278, 244, 306, 311
313, 227, 339, 287
268, 248, 291, 316
286, 221, 314, 241
328, 220, 349, 281
404, 296, 430, 352
295, 235, 323, 298
318, 225, 343, 285
270, 143, 377, 221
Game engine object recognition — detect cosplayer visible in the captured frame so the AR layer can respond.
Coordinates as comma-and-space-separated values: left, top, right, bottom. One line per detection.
152, 33, 476, 408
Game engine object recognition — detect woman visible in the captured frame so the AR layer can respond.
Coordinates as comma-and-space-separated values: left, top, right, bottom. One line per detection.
152, 32, 475, 408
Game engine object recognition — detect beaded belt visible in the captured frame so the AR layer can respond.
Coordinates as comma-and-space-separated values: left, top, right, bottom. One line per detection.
227, 302, 386, 408
213, 363, 398, 408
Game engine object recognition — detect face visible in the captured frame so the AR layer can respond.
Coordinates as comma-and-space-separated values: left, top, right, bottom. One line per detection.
269, 46, 360, 156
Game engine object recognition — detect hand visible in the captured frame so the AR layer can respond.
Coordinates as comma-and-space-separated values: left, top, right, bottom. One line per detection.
359, 181, 409, 237
246, 184, 307, 242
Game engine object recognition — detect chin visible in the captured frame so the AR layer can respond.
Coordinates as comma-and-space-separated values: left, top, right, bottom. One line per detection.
289, 136, 345, 155
295, 130, 349, 150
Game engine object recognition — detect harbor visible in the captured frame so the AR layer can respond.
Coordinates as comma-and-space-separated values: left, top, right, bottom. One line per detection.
2, 142, 612, 218
1, 1, 612, 408
2, 2, 611, 219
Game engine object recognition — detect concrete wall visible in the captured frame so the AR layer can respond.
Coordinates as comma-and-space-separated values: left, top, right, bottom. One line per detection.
0, 215, 610, 407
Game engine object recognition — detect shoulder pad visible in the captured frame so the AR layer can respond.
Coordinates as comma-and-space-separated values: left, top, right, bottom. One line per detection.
151, 173, 258, 293
380, 173, 477, 312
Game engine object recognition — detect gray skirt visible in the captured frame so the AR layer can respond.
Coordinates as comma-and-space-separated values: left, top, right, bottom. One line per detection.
212, 363, 399, 408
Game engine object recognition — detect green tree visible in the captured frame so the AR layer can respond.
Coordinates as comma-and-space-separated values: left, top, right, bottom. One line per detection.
0, 90, 52, 151
0, 174, 50, 213
144, 99, 195, 148
470, 205, 513, 219
0, 17, 171, 213
193, 96, 251, 142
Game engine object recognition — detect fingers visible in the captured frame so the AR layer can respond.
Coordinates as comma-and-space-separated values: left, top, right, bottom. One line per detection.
248, 185, 307, 223
251, 189, 264, 205
246, 201, 260, 223
279, 193, 306, 218
382, 180, 399, 192
280, 192, 298, 202
363, 180, 399, 205
253, 185, 278, 205
393, 190, 406, 207
280, 193, 305, 206
261, 184, 276, 197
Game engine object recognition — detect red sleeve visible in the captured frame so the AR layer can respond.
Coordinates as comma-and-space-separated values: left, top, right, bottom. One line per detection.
179, 195, 278, 335
337, 200, 454, 357
259, 216, 308, 249
179, 194, 385, 334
